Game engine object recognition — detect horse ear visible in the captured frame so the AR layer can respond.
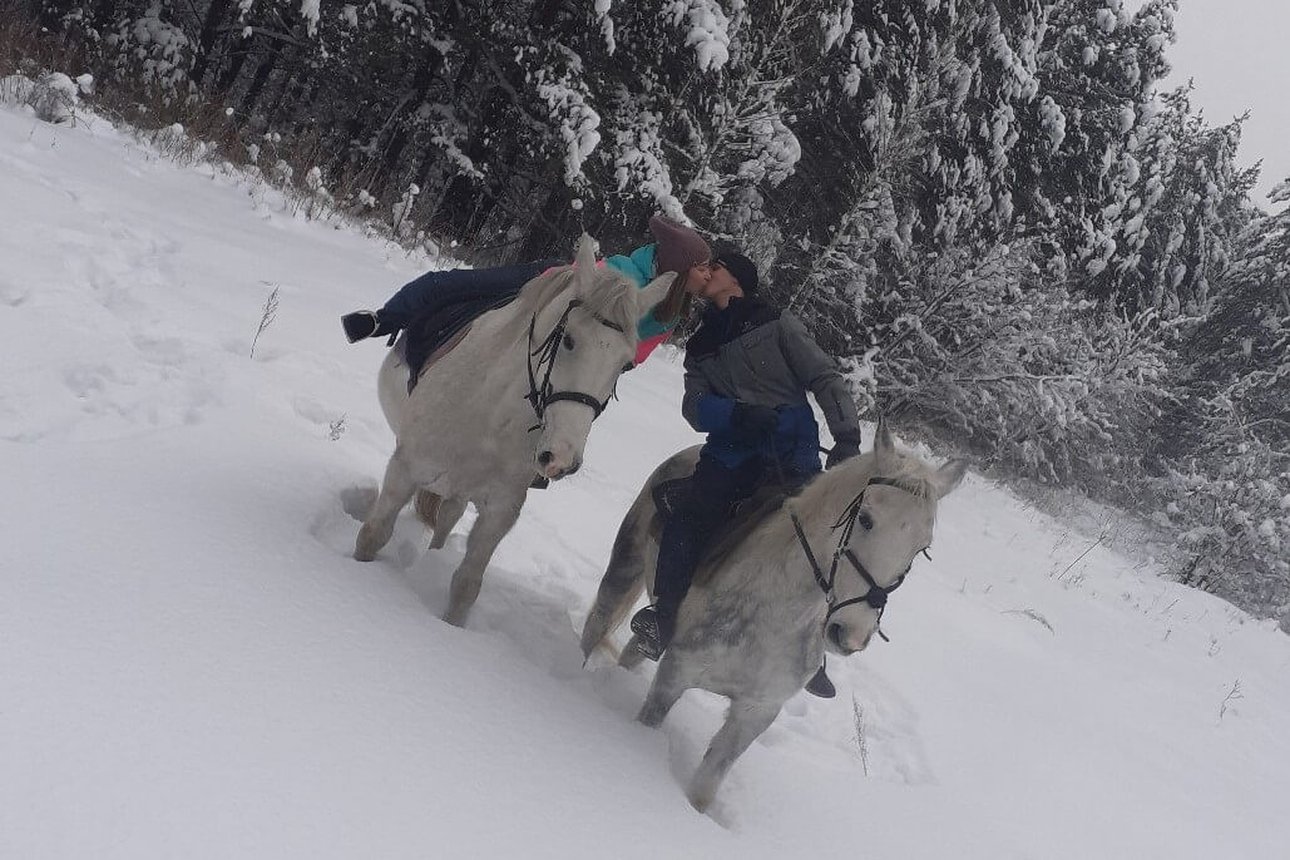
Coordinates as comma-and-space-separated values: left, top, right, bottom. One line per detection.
932, 458, 969, 499
873, 416, 896, 455
574, 233, 598, 293
636, 271, 678, 314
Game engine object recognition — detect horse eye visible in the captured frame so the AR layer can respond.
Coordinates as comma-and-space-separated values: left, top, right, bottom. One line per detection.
856, 510, 874, 531
563, 334, 575, 350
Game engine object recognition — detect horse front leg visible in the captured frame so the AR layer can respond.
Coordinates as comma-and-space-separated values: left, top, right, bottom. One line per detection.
442, 496, 523, 626
687, 698, 781, 813
354, 451, 418, 562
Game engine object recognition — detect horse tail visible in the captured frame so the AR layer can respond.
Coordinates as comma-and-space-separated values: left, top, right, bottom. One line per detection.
413, 490, 441, 528
580, 490, 657, 660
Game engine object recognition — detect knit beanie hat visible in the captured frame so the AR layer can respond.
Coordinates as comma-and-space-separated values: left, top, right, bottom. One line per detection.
649, 215, 711, 276
714, 249, 759, 295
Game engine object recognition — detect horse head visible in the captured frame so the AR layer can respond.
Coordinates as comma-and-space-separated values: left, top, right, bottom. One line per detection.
530, 234, 676, 481
815, 418, 968, 654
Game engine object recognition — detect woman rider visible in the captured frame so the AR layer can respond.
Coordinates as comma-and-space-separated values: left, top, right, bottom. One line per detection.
341, 216, 714, 368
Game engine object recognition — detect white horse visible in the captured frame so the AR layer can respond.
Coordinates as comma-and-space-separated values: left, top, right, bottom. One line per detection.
355, 235, 675, 625
581, 421, 967, 811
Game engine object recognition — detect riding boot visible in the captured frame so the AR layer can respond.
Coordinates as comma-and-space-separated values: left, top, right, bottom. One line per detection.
341, 310, 399, 343
805, 665, 836, 699
630, 603, 677, 661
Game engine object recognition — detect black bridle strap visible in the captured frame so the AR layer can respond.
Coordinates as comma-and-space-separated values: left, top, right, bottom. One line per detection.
790, 506, 836, 597
524, 299, 625, 427
789, 476, 917, 636
544, 390, 610, 416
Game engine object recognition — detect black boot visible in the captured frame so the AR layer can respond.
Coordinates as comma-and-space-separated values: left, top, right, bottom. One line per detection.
630, 605, 675, 661
805, 665, 836, 699
342, 310, 399, 343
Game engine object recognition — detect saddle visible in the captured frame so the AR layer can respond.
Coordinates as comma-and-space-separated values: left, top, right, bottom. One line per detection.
653, 472, 806, 524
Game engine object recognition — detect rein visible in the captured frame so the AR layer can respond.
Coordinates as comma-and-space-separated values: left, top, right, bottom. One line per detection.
789, 476, 927, 641
525, 298, 625, 429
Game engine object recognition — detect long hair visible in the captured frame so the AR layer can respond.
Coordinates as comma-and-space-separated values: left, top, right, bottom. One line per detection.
648, 268, 696, 327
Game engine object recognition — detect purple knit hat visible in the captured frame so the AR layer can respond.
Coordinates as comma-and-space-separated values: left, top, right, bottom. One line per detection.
649, 215, 711, 276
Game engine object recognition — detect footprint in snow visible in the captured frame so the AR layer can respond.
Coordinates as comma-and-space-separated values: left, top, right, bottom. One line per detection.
0, 279, 29, 307
339, 484, 377, 521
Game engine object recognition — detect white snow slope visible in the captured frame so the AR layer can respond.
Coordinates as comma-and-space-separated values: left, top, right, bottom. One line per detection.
2, 106, 1287, 860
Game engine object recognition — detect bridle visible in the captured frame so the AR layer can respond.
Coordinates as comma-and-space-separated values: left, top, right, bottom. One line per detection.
789, 476, 931, 641
524, 299, 626, 429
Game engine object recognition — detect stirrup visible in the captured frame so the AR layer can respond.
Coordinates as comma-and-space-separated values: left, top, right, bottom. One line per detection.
805, 665, 836, 699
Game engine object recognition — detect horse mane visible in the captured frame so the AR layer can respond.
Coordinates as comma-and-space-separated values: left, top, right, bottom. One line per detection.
494, 263, 641, 345
692, 448, 940, 586
577, 268, 643, 339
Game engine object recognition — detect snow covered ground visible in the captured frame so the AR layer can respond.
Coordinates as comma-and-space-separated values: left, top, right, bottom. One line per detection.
2, 104, 1288, 859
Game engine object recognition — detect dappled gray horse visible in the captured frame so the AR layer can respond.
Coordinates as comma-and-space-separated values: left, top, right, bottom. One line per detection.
581, 421, 967, 811
355, 235, 676, 625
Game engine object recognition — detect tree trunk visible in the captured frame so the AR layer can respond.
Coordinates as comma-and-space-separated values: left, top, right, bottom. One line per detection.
214, 37, 252, 97
238, 44, 280, 116
376, 49, 446, 192
190, 0, 236, 87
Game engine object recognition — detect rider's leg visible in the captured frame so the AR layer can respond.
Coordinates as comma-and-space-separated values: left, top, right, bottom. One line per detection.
343, 260, 561, 342
647, 456, 760, 651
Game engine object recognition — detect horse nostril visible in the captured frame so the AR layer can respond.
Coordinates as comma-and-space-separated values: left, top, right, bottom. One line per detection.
827, 623, 844, 648
538, 451, 554, 467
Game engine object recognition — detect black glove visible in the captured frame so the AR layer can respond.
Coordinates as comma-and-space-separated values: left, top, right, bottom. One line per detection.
825, 436, 862, 469
729, 402, 779, 445
342, 310, 380, 342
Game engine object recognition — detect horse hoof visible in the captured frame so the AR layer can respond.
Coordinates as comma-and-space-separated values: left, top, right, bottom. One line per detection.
354, 523, 389, 561
687, 790, 713, 814
637, 707, 665, 729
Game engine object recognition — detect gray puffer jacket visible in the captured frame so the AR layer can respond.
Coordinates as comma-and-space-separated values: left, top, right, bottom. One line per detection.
681, 297, 861, 472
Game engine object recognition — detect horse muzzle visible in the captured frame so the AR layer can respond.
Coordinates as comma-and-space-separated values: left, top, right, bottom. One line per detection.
826, 620, 873, 655
536, 449, 582, 481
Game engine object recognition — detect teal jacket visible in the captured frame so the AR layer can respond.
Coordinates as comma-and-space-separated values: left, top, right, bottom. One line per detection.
606, 244, 673, 340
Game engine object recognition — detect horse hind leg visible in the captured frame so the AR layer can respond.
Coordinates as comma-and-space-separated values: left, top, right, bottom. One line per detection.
354, 451, 418, 562
687, 699, 782, 813
617, 635, 647, 670
429, 496, 467, 549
